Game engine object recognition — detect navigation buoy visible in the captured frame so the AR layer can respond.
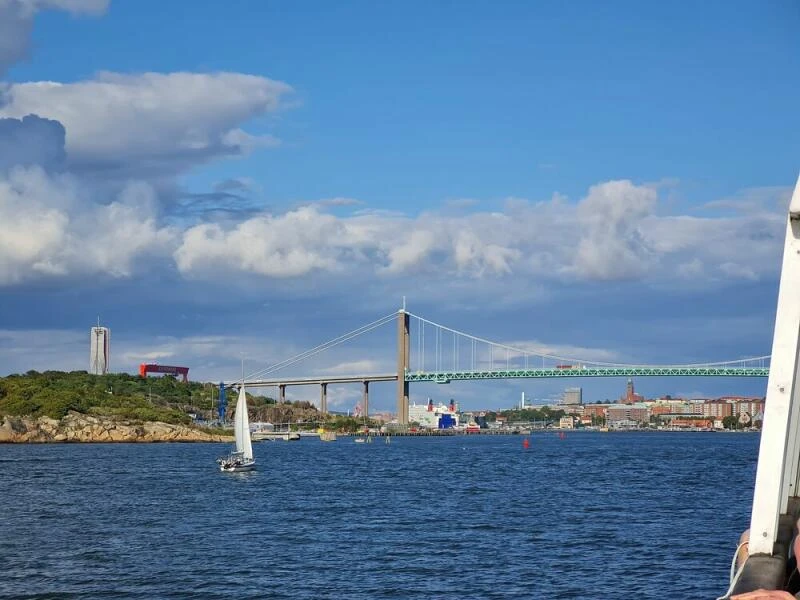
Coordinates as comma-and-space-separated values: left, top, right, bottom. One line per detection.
522, 438, 530, 449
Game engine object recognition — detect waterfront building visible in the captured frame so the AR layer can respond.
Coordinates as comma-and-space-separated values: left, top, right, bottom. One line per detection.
408, 399, 459, 429
722, 397, 765, 417
89, 325, 110, 375
703, 400, 733, 419
665, 416, 714, 429
561, 387, 582, 405
607, 403, 650, 426
561, 404, 583, 416
559, 416, 575, 429
650, 404, 674, 417
583, 404, 611, 419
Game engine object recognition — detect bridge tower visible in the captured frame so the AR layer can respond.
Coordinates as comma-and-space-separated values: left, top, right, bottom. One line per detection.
396, 309, 410, 424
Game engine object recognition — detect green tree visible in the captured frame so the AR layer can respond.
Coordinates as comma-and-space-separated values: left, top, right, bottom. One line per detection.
722, 415, 739, 430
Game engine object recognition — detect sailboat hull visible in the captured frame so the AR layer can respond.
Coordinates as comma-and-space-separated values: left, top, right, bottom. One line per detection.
219, 461, 256, 473
217, 453, 256, 472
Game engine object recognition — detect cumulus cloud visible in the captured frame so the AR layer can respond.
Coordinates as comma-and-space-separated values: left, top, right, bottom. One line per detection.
170, 180, 788, 289
174, 207, 349, 278
573, 180, 657, 280
0, 163, 788, 294
0, 0, 108, 77
0, 71, 292, 176
0, 166, 174, 285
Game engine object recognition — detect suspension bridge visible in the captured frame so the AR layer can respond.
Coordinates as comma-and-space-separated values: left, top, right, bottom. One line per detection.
228, 307, 770, 424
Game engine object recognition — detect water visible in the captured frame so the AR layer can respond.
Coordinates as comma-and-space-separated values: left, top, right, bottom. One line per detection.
1, 432, 758, 599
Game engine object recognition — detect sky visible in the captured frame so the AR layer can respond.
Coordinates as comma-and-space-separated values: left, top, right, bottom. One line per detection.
0, 0, 798, 413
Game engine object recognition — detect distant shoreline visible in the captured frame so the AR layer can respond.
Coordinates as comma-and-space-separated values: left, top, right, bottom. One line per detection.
0, 414, 759, 443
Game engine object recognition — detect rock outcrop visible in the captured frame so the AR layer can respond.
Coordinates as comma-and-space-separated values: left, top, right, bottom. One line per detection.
0, 412, 233, 443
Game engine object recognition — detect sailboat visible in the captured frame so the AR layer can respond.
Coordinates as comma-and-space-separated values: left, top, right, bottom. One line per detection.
217, 386, 255, 472
353, 403, 371, 443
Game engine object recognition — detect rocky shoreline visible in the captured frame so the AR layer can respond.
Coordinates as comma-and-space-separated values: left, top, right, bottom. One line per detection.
0, 412, 234, 443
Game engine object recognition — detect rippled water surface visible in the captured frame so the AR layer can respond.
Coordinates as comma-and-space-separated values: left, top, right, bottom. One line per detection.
1, 432, 758, 599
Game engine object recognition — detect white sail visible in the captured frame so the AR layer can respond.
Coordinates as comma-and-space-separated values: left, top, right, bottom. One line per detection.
234, 386, 253, 461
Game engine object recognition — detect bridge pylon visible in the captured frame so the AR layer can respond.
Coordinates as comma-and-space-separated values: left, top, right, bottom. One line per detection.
397, 309, 410, 424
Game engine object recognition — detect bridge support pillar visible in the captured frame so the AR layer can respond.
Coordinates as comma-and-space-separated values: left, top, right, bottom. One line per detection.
362, 381, 369, 418
320, 382, 328, 414
279, 384, 286, 404
396, 309, 410, 424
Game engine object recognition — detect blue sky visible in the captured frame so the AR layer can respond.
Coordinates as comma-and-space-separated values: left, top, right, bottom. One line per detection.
0, 0, 798, 412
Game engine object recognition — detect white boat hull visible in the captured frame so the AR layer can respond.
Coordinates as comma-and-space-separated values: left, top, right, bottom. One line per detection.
218, 456, 256, 472
219, 461, 256, 473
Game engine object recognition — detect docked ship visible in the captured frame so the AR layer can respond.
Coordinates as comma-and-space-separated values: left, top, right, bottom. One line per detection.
407, 399, 460, 430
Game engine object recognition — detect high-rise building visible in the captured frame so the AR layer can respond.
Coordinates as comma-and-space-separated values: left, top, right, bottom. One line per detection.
562, 387, 582, 405
90, 325, 110, 375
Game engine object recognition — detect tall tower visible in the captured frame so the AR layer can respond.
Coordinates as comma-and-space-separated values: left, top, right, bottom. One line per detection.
625, 378, 634, 403
90, 321, 110, 375
396, 309, 410, 424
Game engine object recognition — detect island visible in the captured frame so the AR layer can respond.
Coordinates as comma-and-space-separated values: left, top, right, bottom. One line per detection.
0, 370, 362, 443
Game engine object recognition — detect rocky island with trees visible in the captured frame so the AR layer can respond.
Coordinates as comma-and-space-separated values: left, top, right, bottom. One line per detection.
0, 370, 364, 443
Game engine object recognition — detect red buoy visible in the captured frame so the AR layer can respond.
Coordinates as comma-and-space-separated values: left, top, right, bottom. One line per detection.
522, 438, 530, 449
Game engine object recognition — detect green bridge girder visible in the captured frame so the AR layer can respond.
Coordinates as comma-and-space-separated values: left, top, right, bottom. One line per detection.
404, 366, 770, 383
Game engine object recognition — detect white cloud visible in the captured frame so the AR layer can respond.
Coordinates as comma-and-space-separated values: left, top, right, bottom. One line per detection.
174, 207, 348, 278
172, 180, 788, 290
0, 166, 789, 295
0, 166, 174, 285
383, 228, 439, 273
573, 180, 657, 280
0, 71, 293, 175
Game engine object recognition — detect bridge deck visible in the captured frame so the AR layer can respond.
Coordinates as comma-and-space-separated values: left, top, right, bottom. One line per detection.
405, 366, 770, 383
235, 366, 768, 387
240, 374, 397, 387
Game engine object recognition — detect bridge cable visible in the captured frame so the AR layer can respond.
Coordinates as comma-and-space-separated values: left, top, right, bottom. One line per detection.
244, 315, 394, 381
244, 312, 397, 381
405, 311, 769, 369
246, 313, 395, 380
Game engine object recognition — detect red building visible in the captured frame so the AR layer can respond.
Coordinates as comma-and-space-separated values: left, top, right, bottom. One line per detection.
621, 378, 645, 404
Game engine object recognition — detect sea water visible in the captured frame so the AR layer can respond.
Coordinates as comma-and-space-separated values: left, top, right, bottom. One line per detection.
0, 432, 757, 599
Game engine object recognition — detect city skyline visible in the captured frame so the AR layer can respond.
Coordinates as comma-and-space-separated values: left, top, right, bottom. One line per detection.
0, 2, 798, 411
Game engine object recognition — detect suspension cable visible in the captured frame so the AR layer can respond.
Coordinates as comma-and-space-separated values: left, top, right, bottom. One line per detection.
245, 312, 397, 381
405, 311, 769, 369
